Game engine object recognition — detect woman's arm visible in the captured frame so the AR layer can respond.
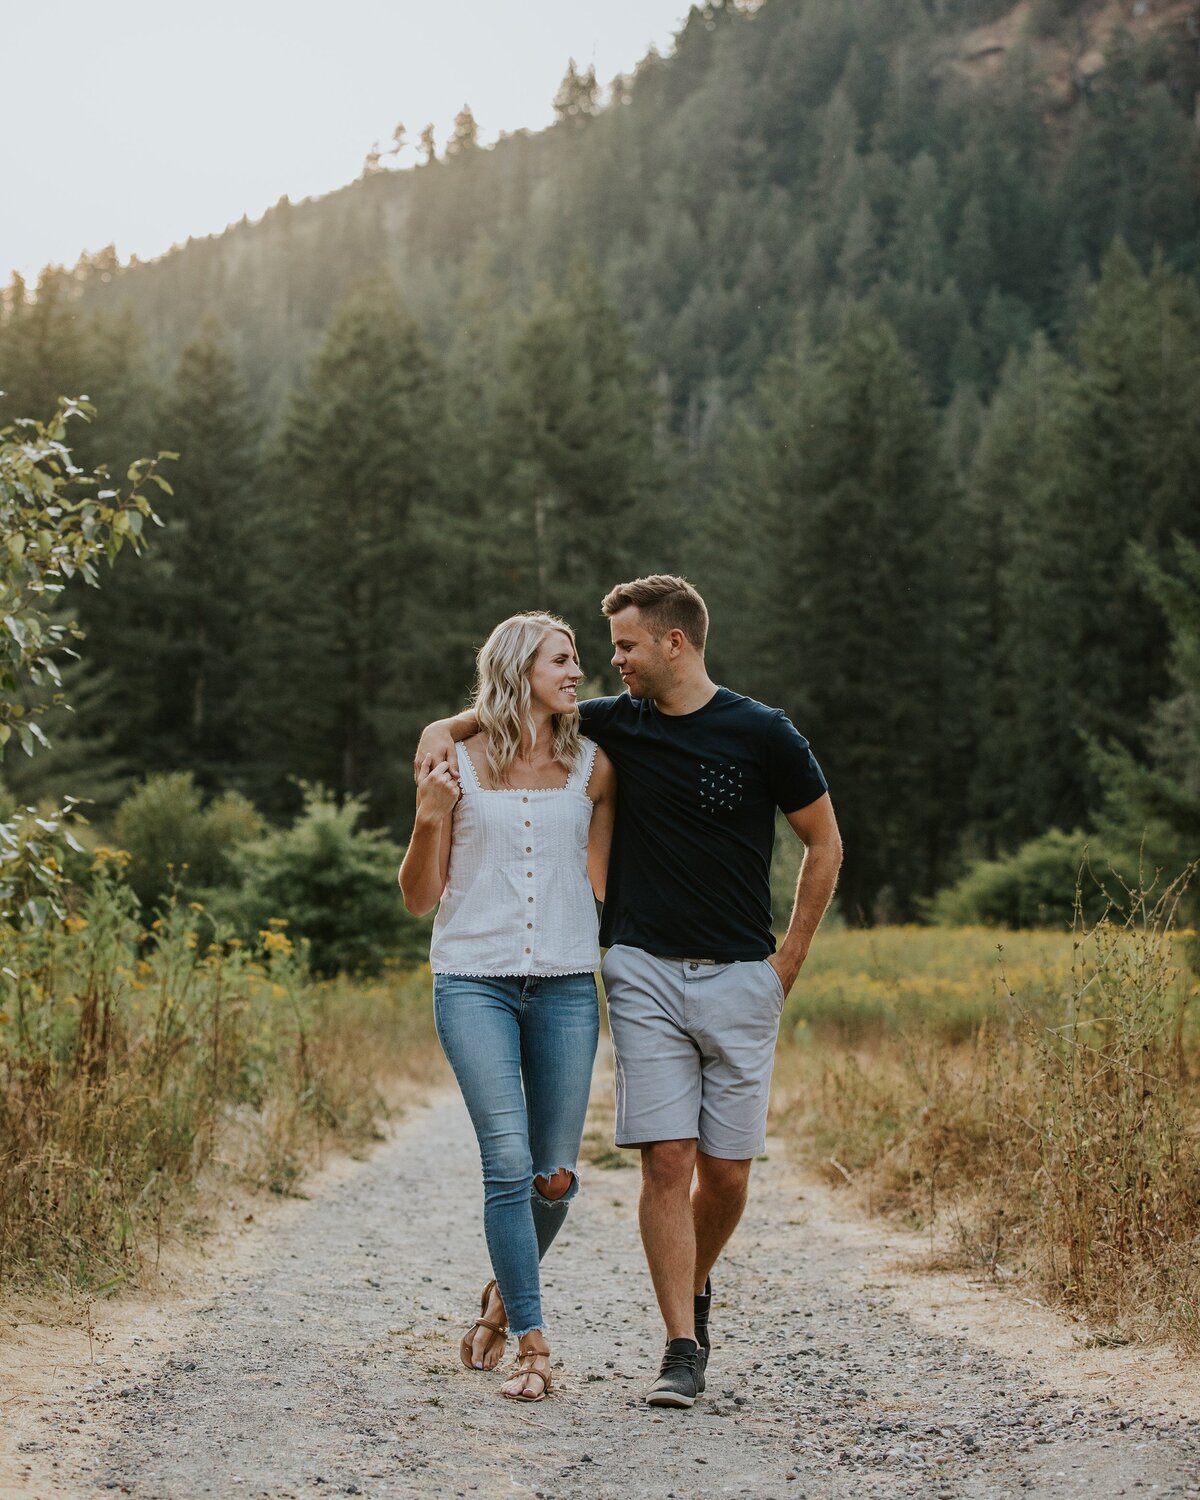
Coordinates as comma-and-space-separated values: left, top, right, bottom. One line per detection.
398, 757, 459, 917
586, 748, 617, 903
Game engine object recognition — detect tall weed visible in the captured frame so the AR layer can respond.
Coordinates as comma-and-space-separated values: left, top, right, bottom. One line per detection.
774, 892, 1200, 1343
0, 856, 440, 1291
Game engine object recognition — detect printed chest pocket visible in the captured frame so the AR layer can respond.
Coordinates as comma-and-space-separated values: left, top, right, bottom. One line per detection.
699, 760, 745, 814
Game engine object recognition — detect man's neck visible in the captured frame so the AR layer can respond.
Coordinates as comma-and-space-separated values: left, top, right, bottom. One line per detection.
651, 672, 719, 717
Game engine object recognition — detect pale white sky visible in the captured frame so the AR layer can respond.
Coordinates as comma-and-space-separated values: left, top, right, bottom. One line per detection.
2, 1, 691, 284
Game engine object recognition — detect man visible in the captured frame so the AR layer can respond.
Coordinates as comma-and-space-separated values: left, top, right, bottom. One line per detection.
416, 575, 842, 1408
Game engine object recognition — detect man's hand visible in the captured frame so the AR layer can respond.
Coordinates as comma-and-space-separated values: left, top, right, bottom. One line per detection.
413, 718, 458, 780
767, 947, 807, 998
768, 794, 842, 998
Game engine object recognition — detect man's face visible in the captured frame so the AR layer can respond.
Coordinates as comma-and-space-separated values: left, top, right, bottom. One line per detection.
609, 606, 672, 700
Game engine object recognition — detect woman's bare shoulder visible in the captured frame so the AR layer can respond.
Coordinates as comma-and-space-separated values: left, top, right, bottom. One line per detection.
586, 742, 616, 798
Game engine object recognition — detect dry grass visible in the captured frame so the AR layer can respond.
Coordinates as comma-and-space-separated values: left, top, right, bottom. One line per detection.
772, 887, 1200, 1347
11, 855, 1199, 1350
0, 861, 442, 1293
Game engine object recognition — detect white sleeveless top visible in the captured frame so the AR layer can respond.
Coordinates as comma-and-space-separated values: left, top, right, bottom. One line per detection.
430, 738, 602, 977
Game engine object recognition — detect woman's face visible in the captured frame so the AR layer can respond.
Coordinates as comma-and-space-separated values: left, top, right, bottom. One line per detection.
528, 630, 582, 718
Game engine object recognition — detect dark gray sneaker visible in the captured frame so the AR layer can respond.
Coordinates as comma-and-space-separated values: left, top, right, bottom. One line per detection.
694, 1278, 712, 1390
646, 1338, 703, 1408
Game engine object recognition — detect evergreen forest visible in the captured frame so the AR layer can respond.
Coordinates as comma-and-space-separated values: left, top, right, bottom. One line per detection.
3, 0, 1199, 923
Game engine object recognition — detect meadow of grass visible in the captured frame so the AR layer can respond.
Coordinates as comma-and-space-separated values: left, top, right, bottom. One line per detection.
0, 854, 442, 1293
772, 891, 1200, 1346
6, 838, 1198, 1353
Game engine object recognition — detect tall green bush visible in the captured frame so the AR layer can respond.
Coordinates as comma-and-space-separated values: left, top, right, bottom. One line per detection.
114, 771, 263, 909
209, 786, 426, 976
929, 828, 1134, 928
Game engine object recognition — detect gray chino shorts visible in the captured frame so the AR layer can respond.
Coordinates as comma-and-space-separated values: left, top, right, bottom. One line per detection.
600, 944, 787, 1160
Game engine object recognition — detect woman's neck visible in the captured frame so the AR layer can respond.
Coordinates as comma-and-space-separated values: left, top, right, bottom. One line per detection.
517, 711, 554, 761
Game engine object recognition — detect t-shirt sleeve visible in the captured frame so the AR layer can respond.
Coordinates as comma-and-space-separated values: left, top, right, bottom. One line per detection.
766, 710, 829, 814
577, 696, 624, 747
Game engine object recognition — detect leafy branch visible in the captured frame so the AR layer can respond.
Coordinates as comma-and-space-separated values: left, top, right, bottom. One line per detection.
0, 395, 174, 757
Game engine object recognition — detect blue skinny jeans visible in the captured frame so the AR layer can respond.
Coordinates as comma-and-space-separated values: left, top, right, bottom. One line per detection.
433, 971, 599, 1337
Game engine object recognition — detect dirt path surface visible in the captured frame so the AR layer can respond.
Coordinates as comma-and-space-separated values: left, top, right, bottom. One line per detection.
9, 1076, 1200, 1500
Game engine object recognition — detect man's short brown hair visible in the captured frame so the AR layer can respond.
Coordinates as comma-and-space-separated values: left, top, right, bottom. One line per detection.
601, 574, 709, 654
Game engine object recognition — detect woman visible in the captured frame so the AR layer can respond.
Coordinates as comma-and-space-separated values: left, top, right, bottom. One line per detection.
399, 612, 615, 1402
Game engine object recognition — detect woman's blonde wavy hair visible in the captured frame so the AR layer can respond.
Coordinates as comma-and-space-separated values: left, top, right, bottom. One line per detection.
472, 613, 584, 786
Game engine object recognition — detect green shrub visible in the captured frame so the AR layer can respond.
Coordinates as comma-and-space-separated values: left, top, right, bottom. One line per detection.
114, 771, 264, 908
929, 827, 1136, 928
208, 785, 427, 976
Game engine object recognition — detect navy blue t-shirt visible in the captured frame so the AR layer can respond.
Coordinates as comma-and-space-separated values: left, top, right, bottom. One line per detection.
579, 687, 828, 962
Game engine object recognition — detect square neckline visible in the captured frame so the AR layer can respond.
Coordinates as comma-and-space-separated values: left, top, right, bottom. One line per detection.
458, 741, 575, 794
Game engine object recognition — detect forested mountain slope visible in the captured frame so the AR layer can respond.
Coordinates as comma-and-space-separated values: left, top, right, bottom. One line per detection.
1, 0, 1198, 920
12, 0, 1200, 425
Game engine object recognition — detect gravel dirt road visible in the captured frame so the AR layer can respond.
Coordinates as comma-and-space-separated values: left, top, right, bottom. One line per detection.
6, 1066, 1200, 1500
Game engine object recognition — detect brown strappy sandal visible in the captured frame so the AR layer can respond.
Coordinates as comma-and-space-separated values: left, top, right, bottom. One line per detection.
459, 1278, 507, 1371
501, 1345, 553, 1402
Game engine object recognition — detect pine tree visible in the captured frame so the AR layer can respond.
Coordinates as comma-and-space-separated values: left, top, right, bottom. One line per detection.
82, 318, 258, 786
1093, 538, 1200, 927
961, 336, 1077, 853
0, 267, 88, 426
553, 59, 600, 126
1005, 245, 1200, 834
248, 280, 453, 824
0, 641, 130, 814
756, 307, 966, 918
492, 261, 667, 672
445, 104, 479, 158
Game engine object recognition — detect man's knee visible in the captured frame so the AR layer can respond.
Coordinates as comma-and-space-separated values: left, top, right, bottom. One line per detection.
697, 1152, 752, 1200
640, 1138, 697, 1192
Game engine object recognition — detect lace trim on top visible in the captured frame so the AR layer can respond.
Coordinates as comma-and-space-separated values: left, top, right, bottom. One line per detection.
458, 738, 598, 796
432, 967, 598, 978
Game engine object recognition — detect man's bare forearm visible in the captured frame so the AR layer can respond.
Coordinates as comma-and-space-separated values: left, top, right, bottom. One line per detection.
413, 710, 479, 778
443, 710, 478, 741
775, 840, 842, 983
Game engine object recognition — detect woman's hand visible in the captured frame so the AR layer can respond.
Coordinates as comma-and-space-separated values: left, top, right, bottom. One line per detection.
415, 754, 462, 822
399, 757, 458, 915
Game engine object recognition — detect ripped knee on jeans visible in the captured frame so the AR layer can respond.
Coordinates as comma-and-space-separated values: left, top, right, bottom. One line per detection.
532, 1167, 578, 1204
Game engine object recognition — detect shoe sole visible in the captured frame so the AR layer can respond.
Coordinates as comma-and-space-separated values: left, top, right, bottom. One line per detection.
645, 1390, 696, 1408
